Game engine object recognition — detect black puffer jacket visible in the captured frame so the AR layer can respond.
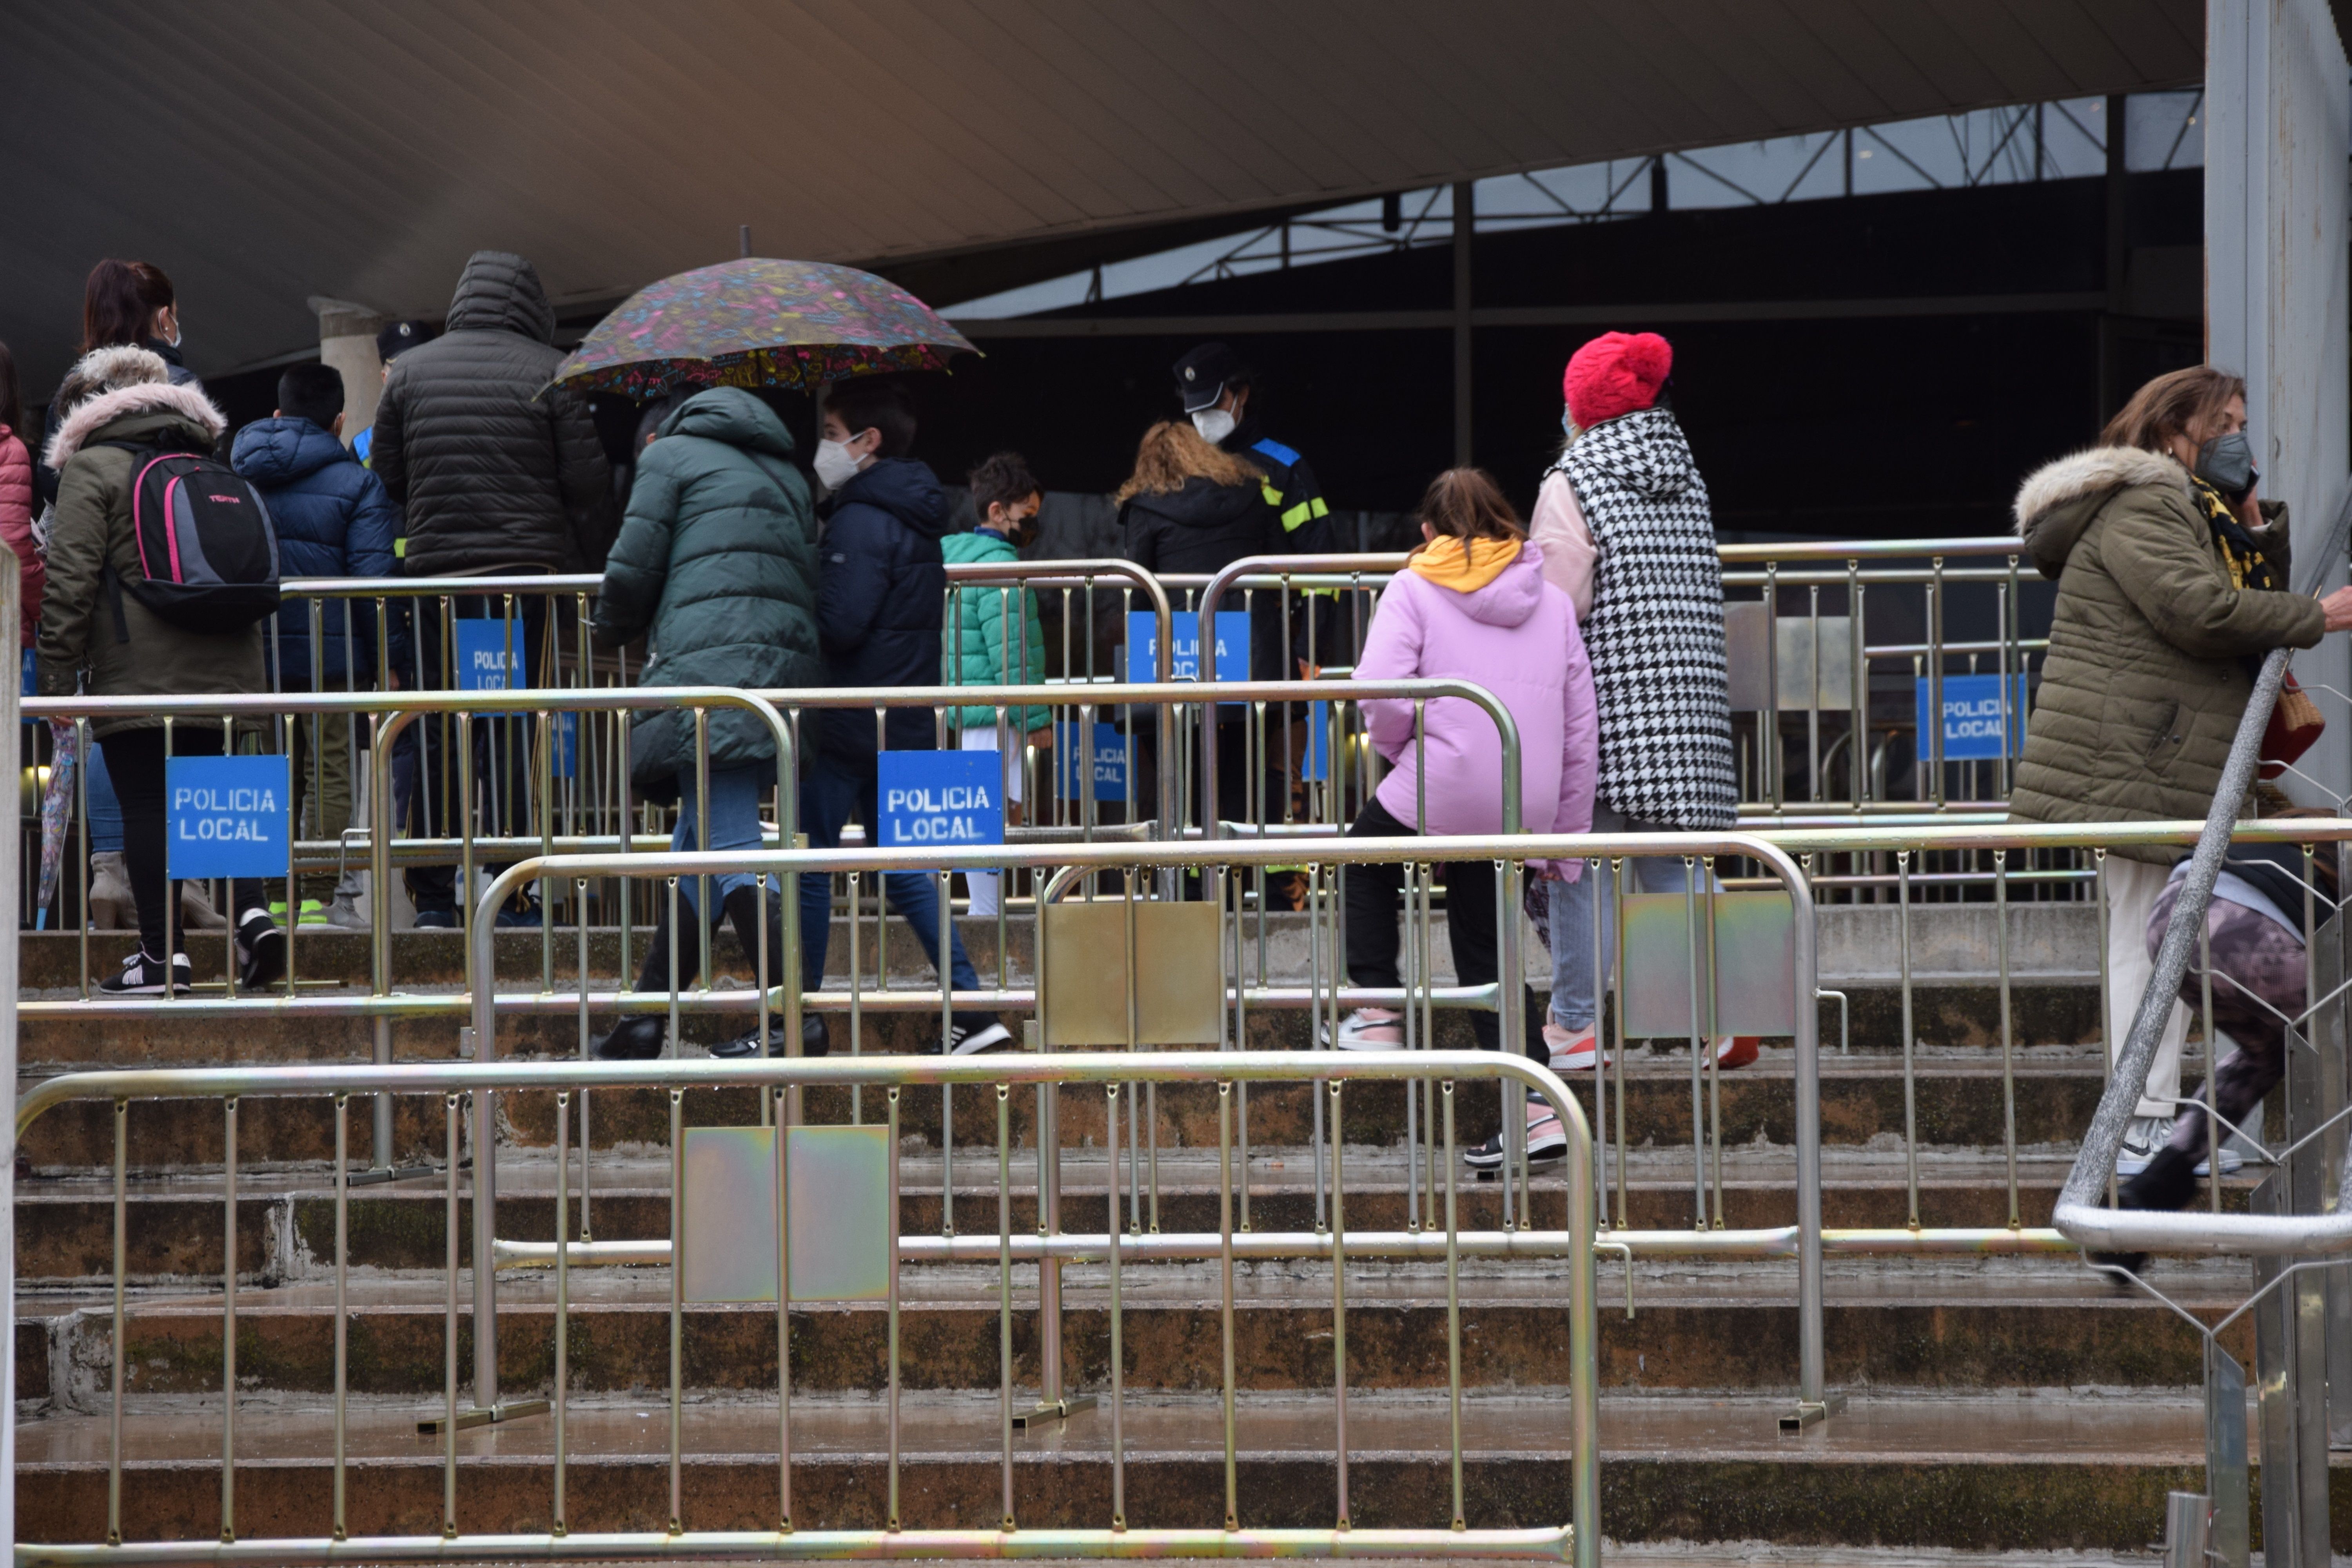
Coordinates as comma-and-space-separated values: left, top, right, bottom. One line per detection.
370, 251, 616, 576
815, 457, 951, 760
1121, 475, 1286, 679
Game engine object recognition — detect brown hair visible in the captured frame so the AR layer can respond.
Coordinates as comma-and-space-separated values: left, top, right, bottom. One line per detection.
1416, 467, 1525, 543
82, 259, 176, 354
1114, 420, 1263, 502
2100, 365, 2247, 454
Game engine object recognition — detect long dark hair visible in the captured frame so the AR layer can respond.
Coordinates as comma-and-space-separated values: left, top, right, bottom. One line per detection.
0, 340, 21, 439
82, 259, 176, 353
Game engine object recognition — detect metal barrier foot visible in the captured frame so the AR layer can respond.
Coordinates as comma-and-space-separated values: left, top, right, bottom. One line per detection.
348, 1162, 438, 1187
1011, 1394, 1098, 1430
1777, 1392, 1847, 1433
416, 1398, 551, 1436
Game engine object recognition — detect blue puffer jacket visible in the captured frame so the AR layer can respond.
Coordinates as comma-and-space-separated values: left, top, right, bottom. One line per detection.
230, 416, 400, 685
815, 457, 951, 760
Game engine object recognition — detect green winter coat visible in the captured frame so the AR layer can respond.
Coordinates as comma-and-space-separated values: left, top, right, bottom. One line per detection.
941, 528, 1047, 731
592, 388, 821, 794
2008, 444, 2326, 863
36, 377, 267, 737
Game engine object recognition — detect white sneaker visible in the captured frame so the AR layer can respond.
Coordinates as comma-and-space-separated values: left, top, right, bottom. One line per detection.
947, 1019, 1013, 1056
323, 891, 371, 931
2114, 1115, 2171, 1177
1327, 1009, 1403, 1051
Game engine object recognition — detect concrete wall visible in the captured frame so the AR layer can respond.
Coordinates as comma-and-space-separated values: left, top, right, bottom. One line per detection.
2207, 0, 2352, 806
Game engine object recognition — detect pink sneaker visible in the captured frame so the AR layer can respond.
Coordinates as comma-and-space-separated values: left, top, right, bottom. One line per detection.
1544, 1022, 1602, 1071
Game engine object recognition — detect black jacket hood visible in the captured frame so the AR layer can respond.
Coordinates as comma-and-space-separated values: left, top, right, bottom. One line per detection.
445, 250, 557, 343
1124, 475, 1264, 532
831, 457, 950, 539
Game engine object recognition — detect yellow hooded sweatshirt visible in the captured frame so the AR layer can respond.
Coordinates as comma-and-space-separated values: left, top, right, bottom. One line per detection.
1408, 534, 1523, 592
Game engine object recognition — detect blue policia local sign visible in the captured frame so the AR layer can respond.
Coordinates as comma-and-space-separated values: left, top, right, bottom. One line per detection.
167, 755, 291, 880
1914, 672, 2029, 761
877, 751, 1006, 866
1056, 720, 1128, 801
1124, 611, 1250, 683
453, 619, 525, 713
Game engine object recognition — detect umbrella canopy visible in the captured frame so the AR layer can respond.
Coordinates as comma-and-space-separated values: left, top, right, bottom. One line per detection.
552, 258, 978, 397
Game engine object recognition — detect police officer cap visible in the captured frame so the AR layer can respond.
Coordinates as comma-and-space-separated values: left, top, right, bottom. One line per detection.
376, 319, 437, 362
1173, 342, 1251, 413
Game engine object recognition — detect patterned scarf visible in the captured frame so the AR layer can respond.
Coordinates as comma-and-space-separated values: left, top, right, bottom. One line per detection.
2189, 476, 2278, 592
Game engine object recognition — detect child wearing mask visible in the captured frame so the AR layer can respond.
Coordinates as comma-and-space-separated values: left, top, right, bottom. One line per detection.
943, 452, 1051, 918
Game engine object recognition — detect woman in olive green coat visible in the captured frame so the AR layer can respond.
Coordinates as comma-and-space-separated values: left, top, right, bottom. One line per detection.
39, 345, 279, 996
2010, 365, 2352, 1169
590, 386, 821, 1057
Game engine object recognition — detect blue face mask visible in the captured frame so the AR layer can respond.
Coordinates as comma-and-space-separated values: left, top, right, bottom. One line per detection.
1561, 408, 1578, 439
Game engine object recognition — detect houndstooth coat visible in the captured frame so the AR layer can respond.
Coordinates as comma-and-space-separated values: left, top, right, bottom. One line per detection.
1550, 406, 1736, 829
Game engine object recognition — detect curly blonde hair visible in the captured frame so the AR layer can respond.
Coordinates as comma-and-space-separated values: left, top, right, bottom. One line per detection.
1114, 420, 1263, 503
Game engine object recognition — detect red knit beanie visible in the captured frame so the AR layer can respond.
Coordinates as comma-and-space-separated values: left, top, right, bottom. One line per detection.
1563, 331, 1672, 429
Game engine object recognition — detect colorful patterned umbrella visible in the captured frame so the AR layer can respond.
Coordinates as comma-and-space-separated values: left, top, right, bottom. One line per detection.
551, 258, 977, 397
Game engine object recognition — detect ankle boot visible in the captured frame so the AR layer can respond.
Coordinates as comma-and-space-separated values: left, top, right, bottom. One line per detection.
593, 905, 696, 1061
721, 884, 787, 992
712, 884, 821, 1057
2091, 1142, 2200, 1279
2119, 1143, 2200, 1212
630, 900, 700, 996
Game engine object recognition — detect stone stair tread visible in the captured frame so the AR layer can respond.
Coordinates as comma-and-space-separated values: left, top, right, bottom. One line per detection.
12, 1390, 2223, 1467
62, 1254, 2248, 1314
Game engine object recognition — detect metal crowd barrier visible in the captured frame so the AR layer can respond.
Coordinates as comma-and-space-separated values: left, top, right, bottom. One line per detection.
13, 1050, 1601, 1567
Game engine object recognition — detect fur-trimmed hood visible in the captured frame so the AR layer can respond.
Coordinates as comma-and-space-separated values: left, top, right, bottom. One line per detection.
44, 379, 225, 468
2012, 445, 2186, 575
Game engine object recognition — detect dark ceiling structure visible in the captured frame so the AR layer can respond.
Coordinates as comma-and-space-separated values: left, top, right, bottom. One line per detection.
1, 2, 2203, 391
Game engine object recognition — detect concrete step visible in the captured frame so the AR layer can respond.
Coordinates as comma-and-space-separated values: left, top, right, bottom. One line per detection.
18, 1058, 2132, 1173
12, 1147, 2257, 1285
22, 1252, 2250, 1405
16, 1389, 2318, 1552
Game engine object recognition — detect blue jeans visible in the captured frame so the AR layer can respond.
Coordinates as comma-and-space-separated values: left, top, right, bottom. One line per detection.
797, 751, 985, 1016
670, 764, 767, 916
1547, 806, 1724, 1031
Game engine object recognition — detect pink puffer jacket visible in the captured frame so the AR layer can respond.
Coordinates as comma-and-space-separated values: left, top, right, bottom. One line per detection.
1357, 540, 1597, 856
0, 428, 42, 646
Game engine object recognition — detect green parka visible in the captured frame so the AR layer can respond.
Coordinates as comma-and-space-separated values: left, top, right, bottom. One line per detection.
36, 372, 267, 737
2008, 444, 2325, 862
592, 388, 820, 795
941, 528, 1047, 731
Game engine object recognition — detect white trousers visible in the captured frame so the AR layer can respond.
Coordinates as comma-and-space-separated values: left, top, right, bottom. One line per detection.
958, 727, 1026, 917
2105, 854, 2190, 1119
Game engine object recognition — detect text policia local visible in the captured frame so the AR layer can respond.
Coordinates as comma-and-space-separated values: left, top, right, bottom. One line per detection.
885, 783, 998, 841
173, 784, 279, 840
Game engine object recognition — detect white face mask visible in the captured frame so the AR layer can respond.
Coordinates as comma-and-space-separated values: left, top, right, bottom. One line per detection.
813, 437, 863, 492
1191, 407, 1236, 445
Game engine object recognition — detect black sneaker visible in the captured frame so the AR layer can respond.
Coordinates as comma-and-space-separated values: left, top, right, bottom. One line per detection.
235, 909, 287, 990
413, 907, 458, 930
99, 949, 192, 995
947, 1018, 1014, 1056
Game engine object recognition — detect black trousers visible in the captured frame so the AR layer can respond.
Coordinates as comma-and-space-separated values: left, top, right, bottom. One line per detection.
100, 727, 263, 960
394, 593, 547, 915
1341, 795, 1538, 1052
